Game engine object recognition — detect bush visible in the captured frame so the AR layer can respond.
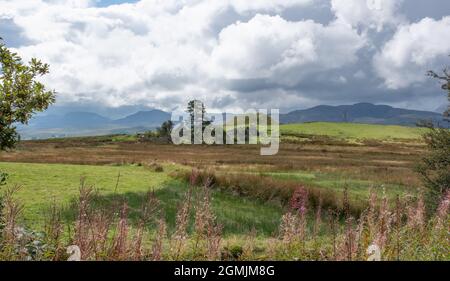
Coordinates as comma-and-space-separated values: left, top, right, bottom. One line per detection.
422, 61, 450, 206
417, 127, 450, 205
146, 162, 164, 173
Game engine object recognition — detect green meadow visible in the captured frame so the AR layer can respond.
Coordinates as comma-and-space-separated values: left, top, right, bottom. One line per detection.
280, 122, 425, 140
0, 122, 447, 261
0, 162, 283, 236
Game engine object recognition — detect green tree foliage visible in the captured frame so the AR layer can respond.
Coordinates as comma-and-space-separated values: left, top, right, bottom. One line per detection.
186, 100, 212, 143
140, 121, 174, 143
157, 120, 174, 142
187, 100, 206, 120
418, 127, 450, 196
0, 38, 56, 150
418, 59, 450, 204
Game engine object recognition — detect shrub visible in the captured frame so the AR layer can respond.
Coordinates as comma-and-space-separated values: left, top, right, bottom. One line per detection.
422, 61, 450, 206
417, 127, 450, 205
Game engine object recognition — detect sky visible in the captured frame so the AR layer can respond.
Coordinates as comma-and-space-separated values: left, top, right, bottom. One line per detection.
1, 0, 450, 115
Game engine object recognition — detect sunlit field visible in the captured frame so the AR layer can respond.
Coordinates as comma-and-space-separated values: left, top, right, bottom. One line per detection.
1, 122, 447, 261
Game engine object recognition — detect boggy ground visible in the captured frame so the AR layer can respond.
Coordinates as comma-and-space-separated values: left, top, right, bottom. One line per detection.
1, 136, 424, 186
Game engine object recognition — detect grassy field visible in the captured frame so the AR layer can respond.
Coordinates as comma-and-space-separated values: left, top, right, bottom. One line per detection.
281, 122, 425, 140
34, 122, 425, 143
0, 121, 426, 224
0, 122, 447, 261
263, 171, 409, 199
0, 162, 283, 236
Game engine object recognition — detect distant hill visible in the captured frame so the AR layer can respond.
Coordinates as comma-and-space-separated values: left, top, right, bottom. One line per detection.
18, 110, 171, 139
435, 104, 449, 114
280, 103, 447, 127
24, 112, 111, 129
113, 110, 170, 127
59, 112, 112, 128
17, 103, 448, 140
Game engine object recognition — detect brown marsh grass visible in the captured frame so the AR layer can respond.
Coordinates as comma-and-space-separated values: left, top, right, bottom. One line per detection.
0, 138, 424, 188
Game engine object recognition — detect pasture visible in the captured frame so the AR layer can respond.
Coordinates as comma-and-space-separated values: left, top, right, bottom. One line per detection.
0, 122, 447, 261
0, 122, 426, 223
0, 162, 283, 236
280, 122, 425, 141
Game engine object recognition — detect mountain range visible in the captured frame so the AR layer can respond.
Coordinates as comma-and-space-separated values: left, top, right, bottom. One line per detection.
280, 103, 447, 126
18, 110, 171, 139
17, 103, 448, 139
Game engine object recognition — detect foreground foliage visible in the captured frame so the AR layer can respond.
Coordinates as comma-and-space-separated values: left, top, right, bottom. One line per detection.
418, 127, 450, 204
0, 39, 55, 150
0, 171, 448, 261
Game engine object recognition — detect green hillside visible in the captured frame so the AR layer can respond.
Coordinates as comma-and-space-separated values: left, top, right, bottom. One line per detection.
280, 122, 426, 140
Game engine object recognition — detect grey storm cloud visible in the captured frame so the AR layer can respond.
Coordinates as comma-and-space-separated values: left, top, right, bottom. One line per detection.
0, 17, 32, 47
0, 0, 449, 113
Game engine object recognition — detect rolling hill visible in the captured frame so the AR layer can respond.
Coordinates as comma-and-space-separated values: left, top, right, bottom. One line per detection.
280, 103, 446, 127
113, 110, 170, 127
17, 110, 170, 139
16, 103, 448, 139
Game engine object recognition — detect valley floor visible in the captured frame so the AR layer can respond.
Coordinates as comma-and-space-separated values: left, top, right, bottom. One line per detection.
0, 133, 425, 231
0, 125, 446, 261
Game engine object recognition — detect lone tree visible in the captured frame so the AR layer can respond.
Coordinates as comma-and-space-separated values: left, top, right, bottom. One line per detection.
186, 100, 211, 143
157, 120, 174, 143
0, 38, 55, 150
417, 58, 450, 204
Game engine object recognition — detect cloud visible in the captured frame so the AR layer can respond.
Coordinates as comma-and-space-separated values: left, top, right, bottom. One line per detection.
229, 0, 313, 14
0, 0, 448, 112
209, 15, 365, 87
331, 0, 405, 31
374, 17, 450, 89
3, 0, 358, 108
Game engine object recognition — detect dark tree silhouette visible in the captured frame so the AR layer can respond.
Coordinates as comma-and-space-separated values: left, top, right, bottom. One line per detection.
186, 100, 211, 143
427, 63, 450, 121
157, 120, 174, 143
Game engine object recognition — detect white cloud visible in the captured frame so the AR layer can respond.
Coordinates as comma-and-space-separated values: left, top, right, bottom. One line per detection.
2, 0, 362, 109
229, 0, 313, 13
209, 15, 365, 86
331, 0, 405, 31
0, 0, 447, 111
4, 0, 218, 106
374, 17, 450, 89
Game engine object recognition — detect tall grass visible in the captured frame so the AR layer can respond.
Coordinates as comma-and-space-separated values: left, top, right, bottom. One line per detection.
174, 169, 368, 215
0, 177, 448, 261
